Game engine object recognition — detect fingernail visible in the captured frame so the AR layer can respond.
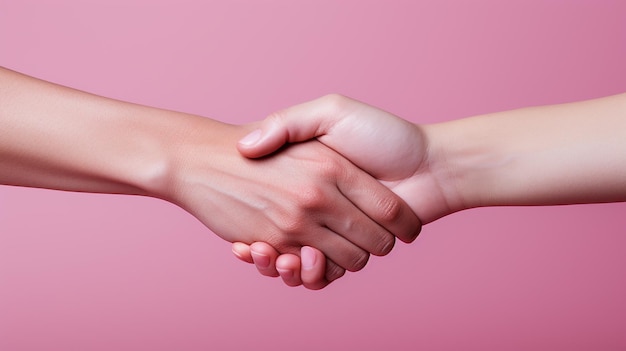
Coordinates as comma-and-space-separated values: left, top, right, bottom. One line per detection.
239, 129, 262, 146
250, 250, 270, 269
301, 246, 316, 270
277, 268, 293, 279
231, 247, 243, 259
381, 240, 394, 255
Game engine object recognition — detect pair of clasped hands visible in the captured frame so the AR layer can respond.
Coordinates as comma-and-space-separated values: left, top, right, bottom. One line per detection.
229, 95, 446, 290
5, 68, 620, 291
0, 68, 435, 291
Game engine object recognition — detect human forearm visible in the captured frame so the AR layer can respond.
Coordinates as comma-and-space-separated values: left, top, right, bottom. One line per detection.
1, 71, 421, 287
428, 93, 626, 210
232, 93, 626, 288
0, 66, 181, 197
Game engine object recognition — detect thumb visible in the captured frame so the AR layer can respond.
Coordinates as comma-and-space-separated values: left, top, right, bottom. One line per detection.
237, 96, 339, 158
236, 121, 290, 158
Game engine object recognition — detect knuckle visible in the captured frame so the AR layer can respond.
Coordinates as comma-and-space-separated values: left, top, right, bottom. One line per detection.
261, 230, 291, 251
272, 208, 319, 248
265, 110, 287, 126
342, 219, 395, 257
377, 196, 403, 222
320, 93, 350, 112
275, 213, 307, 236
295, 184, 328, 210
340, 216, 358, 233
270, 240, 294, 254
317, 157, 342, 178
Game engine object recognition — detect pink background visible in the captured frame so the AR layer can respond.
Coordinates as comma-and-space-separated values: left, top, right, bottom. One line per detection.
1, 1, 625, 350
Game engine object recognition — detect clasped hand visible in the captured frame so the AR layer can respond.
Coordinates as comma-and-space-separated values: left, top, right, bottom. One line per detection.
162, 113, 423, 290
0, 68, 425, 291
230, 95, 457, 289
4, 68, 622, 291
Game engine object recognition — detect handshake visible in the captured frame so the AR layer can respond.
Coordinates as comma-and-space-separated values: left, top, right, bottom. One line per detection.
220, 93, 626, 290
226, 93, 626, 289
2, 67, 624, 291
230, 94, 441, 290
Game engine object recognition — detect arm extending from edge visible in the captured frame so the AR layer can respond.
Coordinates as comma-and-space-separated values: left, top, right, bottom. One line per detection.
0, 69, 422, 290
234, 93, 626, 287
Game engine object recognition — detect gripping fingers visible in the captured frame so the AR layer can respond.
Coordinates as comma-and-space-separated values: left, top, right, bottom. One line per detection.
232, 242, 254, 263
232, 242, 342, 290
270, 247, 345, 289
323, 196, 396, 257
274, 254, 302, 287
308, 227, 371, 272
300, 246, 331, 290
337, 167, 422, 244
249, 242, 280, 277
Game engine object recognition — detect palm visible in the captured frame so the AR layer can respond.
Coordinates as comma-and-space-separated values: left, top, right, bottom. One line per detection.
317, 103, 452, 224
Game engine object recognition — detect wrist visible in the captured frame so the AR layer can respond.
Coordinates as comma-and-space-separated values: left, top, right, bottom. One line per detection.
422, 118, 499, 213
133, 111, 199, 202
146, 113, 252, 205
426, 112, 534, 211
103, 107, 184, 199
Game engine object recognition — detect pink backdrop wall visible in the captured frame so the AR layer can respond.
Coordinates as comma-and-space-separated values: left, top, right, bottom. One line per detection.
1, 1, 625, 350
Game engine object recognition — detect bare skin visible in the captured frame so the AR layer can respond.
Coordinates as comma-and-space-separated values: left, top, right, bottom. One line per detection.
0, 68, 421, 290
233, 93, 626, 288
